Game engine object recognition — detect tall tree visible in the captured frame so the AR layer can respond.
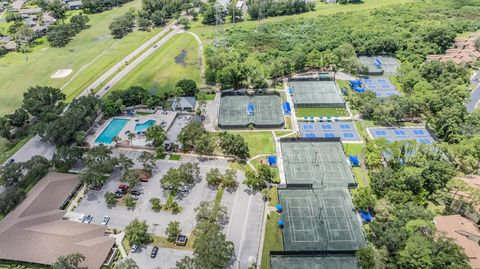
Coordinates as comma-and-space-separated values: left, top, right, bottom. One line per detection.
52, 252, 86, 269
124, 219, 151, 245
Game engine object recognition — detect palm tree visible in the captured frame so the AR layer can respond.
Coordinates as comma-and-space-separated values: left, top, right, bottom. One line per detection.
127, 133, 136, 146
112, 136, 121, 146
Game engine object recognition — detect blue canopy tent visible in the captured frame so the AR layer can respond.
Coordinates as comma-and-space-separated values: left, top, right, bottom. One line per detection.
353, 87, 366, 93
283, 102, 291, 115
349, 80, 362, 87
278, 219, 285, 228
359, 210, 373, 223
349, 155, 360, 166
275, 204, 283, 212
268, 155, 277, 167
247, 103, 254, 115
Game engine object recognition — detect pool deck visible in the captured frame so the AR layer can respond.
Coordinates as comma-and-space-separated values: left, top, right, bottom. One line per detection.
87, 110, 177, 147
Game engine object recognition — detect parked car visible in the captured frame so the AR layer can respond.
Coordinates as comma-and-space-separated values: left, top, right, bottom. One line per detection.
139, 175, 149, 182
118, 188, 127, 194
83, 215, 93, 223
131, 189, 141, 196
151, 246, 159, 258
101, 216, 110, 226
115, 191, 123, 199
118, 183, 129, 190
131, 244, 139, 253
78, 214, 85, 222
179, 185, 189, 193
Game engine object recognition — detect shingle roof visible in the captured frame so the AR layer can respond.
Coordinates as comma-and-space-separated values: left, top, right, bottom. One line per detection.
434, 215, 480, 269
0, 172, 115, 269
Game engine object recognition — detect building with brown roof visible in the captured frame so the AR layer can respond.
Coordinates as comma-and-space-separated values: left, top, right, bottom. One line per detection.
0, 172, 116, 269
434, 215, 480, 269
426, 31, 480, 66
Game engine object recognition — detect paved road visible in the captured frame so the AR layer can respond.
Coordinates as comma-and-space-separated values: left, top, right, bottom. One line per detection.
79, 24, 176, 97
225, 183, 264, 269
467, 84, 480, 112
95, 28, 182, 97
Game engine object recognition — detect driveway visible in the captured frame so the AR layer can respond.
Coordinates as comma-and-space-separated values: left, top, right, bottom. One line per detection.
225, 185, 265, 269
129, 245, 192, 269
203, 95, 220, 132
74, 156, 231, 236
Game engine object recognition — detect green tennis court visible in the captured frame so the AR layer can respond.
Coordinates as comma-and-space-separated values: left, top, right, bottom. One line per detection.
218, 94, 284, 128
289, 80, 345, 107
281, 141, 355, 188
278, 188, 366, 252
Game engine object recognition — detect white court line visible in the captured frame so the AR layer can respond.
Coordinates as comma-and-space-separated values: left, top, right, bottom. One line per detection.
286, 197, 319, 243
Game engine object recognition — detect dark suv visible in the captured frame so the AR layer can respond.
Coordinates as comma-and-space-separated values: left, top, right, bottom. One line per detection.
151, 246, 159, 258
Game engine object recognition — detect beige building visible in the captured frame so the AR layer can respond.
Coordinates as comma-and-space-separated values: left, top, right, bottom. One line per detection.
434, 215, 480, 269
0, 173, 116, 269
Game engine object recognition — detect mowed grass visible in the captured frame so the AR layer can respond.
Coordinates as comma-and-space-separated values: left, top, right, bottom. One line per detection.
295, 107, 349, 117
260, 212, 284, 269
0, 0, 164, 115
191, 0, 415, 43
343, 143, 370, 187
111, 33, 201, 95
231, 131, 276, 157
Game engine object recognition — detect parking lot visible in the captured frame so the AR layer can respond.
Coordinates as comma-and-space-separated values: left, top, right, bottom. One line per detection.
74, 153, 231, 236
129, 245, 193, 269
74, 149, 265, 268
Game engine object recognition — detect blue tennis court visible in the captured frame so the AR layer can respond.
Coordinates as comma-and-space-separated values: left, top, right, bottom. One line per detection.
368, 127, 435, 144
360, 77, 399, 98
299, 122, 361, 142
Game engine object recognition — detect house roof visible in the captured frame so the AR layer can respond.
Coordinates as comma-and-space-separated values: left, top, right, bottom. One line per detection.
10, 0, 25, 10
19, 7, 42, 14
173, 97, 196, 109
0, 172, 115, 269
1, 41, 17, 50
434, 215, 480, 269
427, 31, 480, 66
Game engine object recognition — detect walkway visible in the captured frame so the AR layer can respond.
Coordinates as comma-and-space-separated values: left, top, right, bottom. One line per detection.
466, 71, 480, 112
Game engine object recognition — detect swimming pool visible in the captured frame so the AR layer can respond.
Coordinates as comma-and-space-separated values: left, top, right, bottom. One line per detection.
134, 119, 156, 133
95, 118, 129, 144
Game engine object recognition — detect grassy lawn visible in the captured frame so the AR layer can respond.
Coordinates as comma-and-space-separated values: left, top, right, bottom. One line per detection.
191, 0, 415, 44
250, 158, 280, 182
233, 132, 276, 157
211, 131, 276, 158
343, 143, 370, 187
110, 33, 201, 95
151, 234, 195, 250
268, 186, 279, 207
169, 154, 181, 160
0, 0, 164, 115
197, 92, 216, 101
295, 107, 349, 117
260, 212, 284, 269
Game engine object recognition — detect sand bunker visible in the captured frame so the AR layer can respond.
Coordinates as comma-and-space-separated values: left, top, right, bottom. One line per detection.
51, 69, 73, 79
